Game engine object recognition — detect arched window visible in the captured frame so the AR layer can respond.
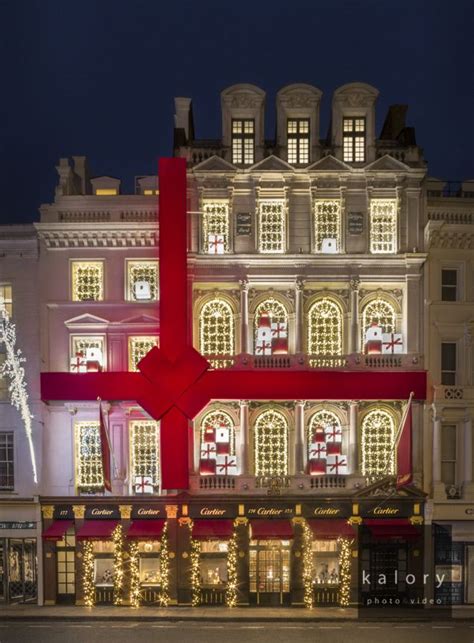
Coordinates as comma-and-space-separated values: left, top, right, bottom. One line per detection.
307, 298, 343, 357
254, 409, 288, 476
200, 410, 235, 456
307, 410, 341, 458
254, 298, 288, 354
199, 298, 234, 367
361, 298, 396, 343
361, 409, 395, 476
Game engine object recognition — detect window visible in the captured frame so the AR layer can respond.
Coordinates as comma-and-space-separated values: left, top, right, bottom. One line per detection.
287, 118, 310, 164
71, 261, 104, 301
199, 298, 234, 368
75, 421, 104, 490
369, 200, 398, 254
0, 432, 14, 490
56, 529, 76, 597
200, 410, 235, 455
70, 336, 105, 372
0, 285, 12, 316
441, 424, 457, 485
253, 298, 288, 355
95, 189, 117, 196
128, 336, 159, 371
232, 119, 255, 165
254, 409, 288, 476
361, 409, 395, 477
343, 117, 366, 162
314, 201, 341, 253
441, 342, 457, 385
441, 269, 458, 302
202, 202, 230, 254
307, 410, 341, 459
130, 420, 160, 493
199, 540, 229, 588
307, 298, 343, 359
126, 260, 158, 301
361, 298, 396, 343
258, 201, 286, 253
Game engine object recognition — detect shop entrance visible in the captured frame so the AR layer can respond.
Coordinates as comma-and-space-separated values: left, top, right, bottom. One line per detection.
56, 530, 76, 604
249, 540, 291, 606
361, 543, 409, 602
0, 538, 37, 604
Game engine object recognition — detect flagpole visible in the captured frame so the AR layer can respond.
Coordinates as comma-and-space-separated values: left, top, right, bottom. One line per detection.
98, 397, 119, 479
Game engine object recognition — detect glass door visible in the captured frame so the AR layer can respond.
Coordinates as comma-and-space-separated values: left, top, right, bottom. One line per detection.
249, 540, 291, 605
8, 539, 37, 603
56, 530, 76, 604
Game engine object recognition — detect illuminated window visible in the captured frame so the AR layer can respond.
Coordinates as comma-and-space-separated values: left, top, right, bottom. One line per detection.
130, 420, 160, 492
369, 200, 397, 254
314, 201, 341, 253
361, 409, 395, 476
126, 260, 158, 301
95, 188, 118, 196
258, 201, 286, 253
287, 118, 310, 164
343, 117, 366, 162
200, 410, 235, 455
361, 299, 396, 342
202, 202, 230, 254
199, 298, 234, 368
128, 336, 159, 371
75, 421, 103, 489
253, 298, 288, 354
232, 119, 255, 165
70, 336, 105, 371
307, 298, 343, 359
254, 409, 288, 476
0, 285, 12, 316
0, 432, 14, 490
71, 261, 104, 301
307, 410, 341, 458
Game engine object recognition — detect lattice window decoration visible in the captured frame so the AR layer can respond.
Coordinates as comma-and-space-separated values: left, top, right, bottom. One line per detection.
254, 298, 288, 355
258, 201, 286, 253
361, 299, 396, 345
202, 202, 230, 254
0, 284, 13, 316
71, 261, 104, 301
307, 410, 341, 459
361, 409, 396, 477
127, 260, 158, 301
200, 410, 235, 456
130, 420, 160, 493
128, 336, 159, 371
307, 298, 343, 360
199, 298, 234, 368
369, 200, 398, 254
70, 336, 105, 372
254, 409, 288, 476
314, 201, 341, 253
75, 421, 104, 489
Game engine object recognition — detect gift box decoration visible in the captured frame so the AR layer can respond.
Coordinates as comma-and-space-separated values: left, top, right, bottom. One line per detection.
309, 442, 327, 459
382, 333, 403, 354
256, 312, 272, 343
200, 443, 217, 459
324, 424, 342, 443
203, 427, 215, 443
86, 360, 102, 373
326, 441, 342, 456
134, 476, 154, 494
70, 352, 87, 373
272, 337, 288, 354
134, 280, 152, 300
255, 340, 272, 355
200, 458, 216, 475
326, 455, 348, 475
311, 427, 326, 443
308, 459, 327, 475
85, 347, 103, 364
215, 426, 230, 443
271, 322, 288, 339
364, 323, 383, 355
216, 441, 230, 455
216, 455, 237, 475
208, 234, 225, 255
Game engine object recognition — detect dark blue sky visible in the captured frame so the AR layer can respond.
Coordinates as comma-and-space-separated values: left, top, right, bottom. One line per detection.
1, 0, 473, 223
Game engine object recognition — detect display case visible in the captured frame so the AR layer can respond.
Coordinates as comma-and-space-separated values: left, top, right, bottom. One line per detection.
92, 541, 114, 603
199, 541, 228, 587
312, 539, 340, 585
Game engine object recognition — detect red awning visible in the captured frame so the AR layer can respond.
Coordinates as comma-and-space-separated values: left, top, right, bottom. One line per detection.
76, 520, 119, 540
42, 520, 74, 541
192, 519, 234, 540
250, 520, 294, 540
307, 519, 355, 539
365, 518, 421, 540
127, 520, 166, 539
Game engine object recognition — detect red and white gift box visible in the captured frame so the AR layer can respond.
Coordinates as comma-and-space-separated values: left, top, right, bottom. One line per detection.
272, 338, 288, 354
271, 322, 287, 339
70, 352, 87, 373
255, 340, 272, 356
134, 280, 152, 300
200, 458, 216, 475
326, 441, 342, 456
134, 476, 154, 494
208, 234, 225, 255
203, 427, 215, 443
216, 426, 230, 443
309, 442, 327, 459
324, 425, 342, 443
216, 455, 237, 475
85, 347, 103, 364
216, 442, 230, 455
382, 333, 403, 354
86, 360, 102, 373
308, 459, 327, 475
364, 323, 383, 355
200, 443, 217, 459
326, 455, 348, 475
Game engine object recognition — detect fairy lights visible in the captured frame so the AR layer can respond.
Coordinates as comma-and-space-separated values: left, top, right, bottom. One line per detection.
307, 297, 343, 363
189, 521, 201, 607
302, 521, 314, 609
0, 298, 37, 483
225, 528, 238, 608
199, 298, 234, 368
129, 540, 140, 608
361, 408, 396, 477
254, 409, 288, 476
158, 521, 170, 606
83, 541, 95, 607
337, 536, 353, 607
112, 525, 124, 606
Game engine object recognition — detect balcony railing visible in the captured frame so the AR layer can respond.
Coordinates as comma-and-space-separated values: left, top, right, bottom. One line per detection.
191, 474, 367, 495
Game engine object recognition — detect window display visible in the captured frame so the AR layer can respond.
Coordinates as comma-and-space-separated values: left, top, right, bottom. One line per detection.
199, 541, 228, 587
312, 539, 340, 585
139, 557, 161, 586
94, 558, 114, 587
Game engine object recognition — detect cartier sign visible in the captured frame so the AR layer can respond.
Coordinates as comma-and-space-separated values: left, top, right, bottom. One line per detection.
131, 507, 163, 520
85, 506, 120, 520
359, 501, 415, 519
188, 504, 237, 519
302, 502, 351, 518
246, 503, 294, 517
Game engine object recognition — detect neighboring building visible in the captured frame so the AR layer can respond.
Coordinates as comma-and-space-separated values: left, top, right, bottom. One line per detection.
0, 226, 42, 604
424, 179, 474, 604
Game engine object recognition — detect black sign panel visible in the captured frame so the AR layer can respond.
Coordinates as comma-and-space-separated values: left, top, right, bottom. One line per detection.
302, 501, 352, 519
348, 212, 364, 234
187, 503, 239, 519
53, 505, 74, 521
236, 212, 251, 236
359, 501, 416, 519
0, 522, 36, 530
245, 502, 295, 518
131, 506, 165, 520
84, 505, 120, 520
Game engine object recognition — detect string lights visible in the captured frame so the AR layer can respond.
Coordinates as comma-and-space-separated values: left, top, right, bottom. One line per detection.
254, 409, 288, 476
361, 409, 396, 477
225, 527, 238, 608
189, 521, 201, 607
129, 541, 140, 608
337, 537, 353, 607
158, 521, 170, 606
112, 525, 124, 606
0, 298, 37, 483
302, 521, 314, 609
83, 541, 95, 607
199, 298, 234, 367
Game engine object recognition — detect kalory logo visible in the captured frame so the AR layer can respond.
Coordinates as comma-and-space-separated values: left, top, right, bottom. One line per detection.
362, 570, 445, 588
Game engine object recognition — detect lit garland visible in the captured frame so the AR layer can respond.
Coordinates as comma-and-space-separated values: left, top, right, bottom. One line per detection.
112, 525, 124, 606
83, 541, 95, 607
254, 409, 288, 476
314, 200, 341, 253
158, 521, 170, 606
307, 297, 343, 362
258, 200, 286, 253
199, 298, 234, 368
0, 299, 37, 483
302, 521, 314, 609
337, 537, 353, 607
361, 409, 395, 477
129, 541, 140, 608
189, 521, 201, 607
225, 528, 238, 607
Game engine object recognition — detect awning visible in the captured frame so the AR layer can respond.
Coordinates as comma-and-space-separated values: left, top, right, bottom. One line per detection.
127, 520, 166, 539
365, 518, 421, 540
192, 519, 234, 540
250, 520, 294, 540
76, 520, 119, 540
307, 519, 355, 540
42, 520, 74, 541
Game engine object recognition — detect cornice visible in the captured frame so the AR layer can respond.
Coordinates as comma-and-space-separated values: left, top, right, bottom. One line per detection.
34, 222, 158, 248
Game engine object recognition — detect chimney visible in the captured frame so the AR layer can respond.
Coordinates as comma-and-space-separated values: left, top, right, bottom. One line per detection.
72, 156, 91, 194
380, 105, 408, 141
174, 97, 193, 142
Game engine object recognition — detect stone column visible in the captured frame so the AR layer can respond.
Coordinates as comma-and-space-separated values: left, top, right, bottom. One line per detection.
240, 279, 249, 354
295, 401, 306, 474
350, 277, 360, 354
240, 400, 250, 475
295, 278, 304, 354
349, 401, 358, 474
432, 409, 445, 500
463, 414, 474, 500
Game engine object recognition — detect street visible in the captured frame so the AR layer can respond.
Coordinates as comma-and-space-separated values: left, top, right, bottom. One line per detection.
0, 621, 473, 643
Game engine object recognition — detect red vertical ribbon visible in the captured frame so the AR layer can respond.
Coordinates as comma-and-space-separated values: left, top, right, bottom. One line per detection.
99, 403, 112, 492
396, 398, 412, 488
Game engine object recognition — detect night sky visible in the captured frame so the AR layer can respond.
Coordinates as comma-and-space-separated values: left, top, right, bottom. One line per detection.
1, 0, 473, 224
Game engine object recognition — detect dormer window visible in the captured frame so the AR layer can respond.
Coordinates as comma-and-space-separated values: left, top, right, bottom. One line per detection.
287, 119, 310, 164
343, 117, 366, 162
232, 119, 255, 165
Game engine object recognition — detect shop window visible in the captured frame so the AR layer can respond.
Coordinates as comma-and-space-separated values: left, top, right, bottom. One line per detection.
307, 298, 343, 361
71, 261, 104, 301
199, 541, 228, 588
5, 539, 37, 603
232, 119, 255, 165
126, 260, 158, 301
369, 200, 398, 254
249, 540, 291, 595
74, 421, 104, 490
70, 336, 105, 372
312, 539, 340, 586
361, 298, 396, 345
254, 298, 288, 355
258, 201, 286, 253
93, 541, 115, 587
441, 424, 457, 486
343, 117, 366, 162
361, 409, 395, 477
130, 420, 160, 493
202, 202, 230, 254
137, 540, 162, 586
441, 342, 457, 385
0, 284, 12, 316
128, 336, 159, 371
314, 201, 341, 254
199, 298, 235, 368
0, 432, 14, 490
287, 118, 310, 164
254, 409, 288, 476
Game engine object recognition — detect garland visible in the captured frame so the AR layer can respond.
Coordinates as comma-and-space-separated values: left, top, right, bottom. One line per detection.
112, 525, 124, 605
225, 528, 238, 607
158, 521, 170, 606
302, 520, 314, 608
189, 521, 201, 607
83, 541, 95, 607
338, 536, 353, 607
129, 541, 140, 608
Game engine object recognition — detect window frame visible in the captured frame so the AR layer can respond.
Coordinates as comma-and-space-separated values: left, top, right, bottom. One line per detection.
253, 408, 289, 477
125, 259, 159, 302
441, 268, 458, 302
313, 200, 342, 254
0, 284, 13, 317
360, 408, 396, 477
287, 118, 310, 165
231, 119, 255, 165
128, 336, 159, 372
129, 419, 160, 494
74, 420, 104, 491
369, 199, 398, 254
201, 201, 231, 255
441, 341, 457, 385
0, 431, 14, 491
198, 298, 235, 368
70, 335, 106, 372
441, 423, 458, 486
257, 200, 287, 254
70, 260, 105, 302
342, 116, 366, 163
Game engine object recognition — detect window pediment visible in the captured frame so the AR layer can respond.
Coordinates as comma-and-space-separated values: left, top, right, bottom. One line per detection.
365, 154, 410, 172
193, 155, 237, 172
307, 155, 352, 172
250, 155, 294, 172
